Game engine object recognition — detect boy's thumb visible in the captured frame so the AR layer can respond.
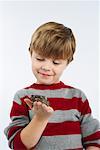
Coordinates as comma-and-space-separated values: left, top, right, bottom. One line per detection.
24, 98, 33, 109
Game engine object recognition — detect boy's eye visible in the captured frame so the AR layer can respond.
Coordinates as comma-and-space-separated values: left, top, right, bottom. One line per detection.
53, 61, 61, 65
36, 58, 45, 61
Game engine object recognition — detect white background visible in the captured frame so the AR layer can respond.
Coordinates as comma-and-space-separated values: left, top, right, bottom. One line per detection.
0, 1, 100, 149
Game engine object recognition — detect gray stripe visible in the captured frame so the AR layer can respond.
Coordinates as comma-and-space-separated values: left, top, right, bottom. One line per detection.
49, 109, 81, 123
80, 114, 93, 123
84, 139, 100, 145
35, 134, 83, 150
29, 109, 35, 120
4, 115, 29, 138
11, 115, 29, 122
14, 92, 22, 105
29, 109, 81, 123
81, 118, 100, 137
14, 88, 86, 105
29, 110, 94, 124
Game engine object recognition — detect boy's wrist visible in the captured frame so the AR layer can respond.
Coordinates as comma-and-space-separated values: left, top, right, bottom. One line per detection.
34, 114, 49, 123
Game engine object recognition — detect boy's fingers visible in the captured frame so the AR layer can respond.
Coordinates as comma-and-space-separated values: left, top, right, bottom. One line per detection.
34, 101, 42, 111
42, 103, 54, 113
24, 99, 33, 109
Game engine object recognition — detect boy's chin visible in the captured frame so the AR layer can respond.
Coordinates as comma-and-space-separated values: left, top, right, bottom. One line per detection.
36, 79, 59, 85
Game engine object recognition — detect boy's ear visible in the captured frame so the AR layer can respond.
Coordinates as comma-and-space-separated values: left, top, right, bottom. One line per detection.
66, 60, 69, 66
29, 51, 33, 59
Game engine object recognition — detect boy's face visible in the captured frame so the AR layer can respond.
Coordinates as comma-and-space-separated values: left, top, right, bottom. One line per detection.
31, 51, 68, 85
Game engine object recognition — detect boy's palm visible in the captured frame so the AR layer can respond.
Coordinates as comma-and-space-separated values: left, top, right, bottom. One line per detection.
24, 99, 54, 120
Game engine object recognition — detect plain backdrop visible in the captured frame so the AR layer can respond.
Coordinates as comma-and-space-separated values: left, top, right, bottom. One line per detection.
0, 1, 100, 149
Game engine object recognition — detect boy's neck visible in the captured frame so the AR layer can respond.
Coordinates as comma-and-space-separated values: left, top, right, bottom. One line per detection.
36, 81, 60, 85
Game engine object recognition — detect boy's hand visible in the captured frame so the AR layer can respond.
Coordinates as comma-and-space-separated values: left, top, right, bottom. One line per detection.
24, 99, 54, 121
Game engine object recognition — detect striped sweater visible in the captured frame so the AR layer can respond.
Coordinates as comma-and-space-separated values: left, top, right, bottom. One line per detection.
4, 81, 100, 150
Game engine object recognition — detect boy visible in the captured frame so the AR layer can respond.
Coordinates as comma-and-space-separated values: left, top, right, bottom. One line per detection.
4, 22, 100, 150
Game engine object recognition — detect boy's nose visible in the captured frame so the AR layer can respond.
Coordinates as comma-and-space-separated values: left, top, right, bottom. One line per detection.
41, 60, 53, 71
41, 66, 50, 71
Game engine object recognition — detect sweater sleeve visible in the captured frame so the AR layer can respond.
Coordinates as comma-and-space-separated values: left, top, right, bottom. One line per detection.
4, 91, 30, 149
80, 91, 100, 148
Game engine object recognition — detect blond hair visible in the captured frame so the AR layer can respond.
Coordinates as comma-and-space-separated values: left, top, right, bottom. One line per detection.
29, 22, 76, 63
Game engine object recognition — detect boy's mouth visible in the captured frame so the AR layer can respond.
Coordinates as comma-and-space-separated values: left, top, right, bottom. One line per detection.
38, 71, 52, 76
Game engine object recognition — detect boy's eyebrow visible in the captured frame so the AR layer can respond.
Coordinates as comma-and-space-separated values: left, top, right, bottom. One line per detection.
35, 54, 42, 57
53, 59, 62, 62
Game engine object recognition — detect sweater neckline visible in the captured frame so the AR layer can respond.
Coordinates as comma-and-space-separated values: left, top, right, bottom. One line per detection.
31, 81, 65, 90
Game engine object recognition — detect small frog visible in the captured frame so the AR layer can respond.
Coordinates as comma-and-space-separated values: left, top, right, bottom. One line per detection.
31, 95, 50, 106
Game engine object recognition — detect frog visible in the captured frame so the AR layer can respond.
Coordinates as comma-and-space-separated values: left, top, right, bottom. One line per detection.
31, 95, 50, 106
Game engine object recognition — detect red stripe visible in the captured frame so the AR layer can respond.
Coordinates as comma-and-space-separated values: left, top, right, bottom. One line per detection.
8, 126, 23, 139
48, 98, 91, 115
83, 131, 100, 142
65, 148, 83, 150
43, 121, 81, 136
10, 100, 29, 117
13, 130, 27, 150
25, 81, 73, 90
84, 143, 100, 148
